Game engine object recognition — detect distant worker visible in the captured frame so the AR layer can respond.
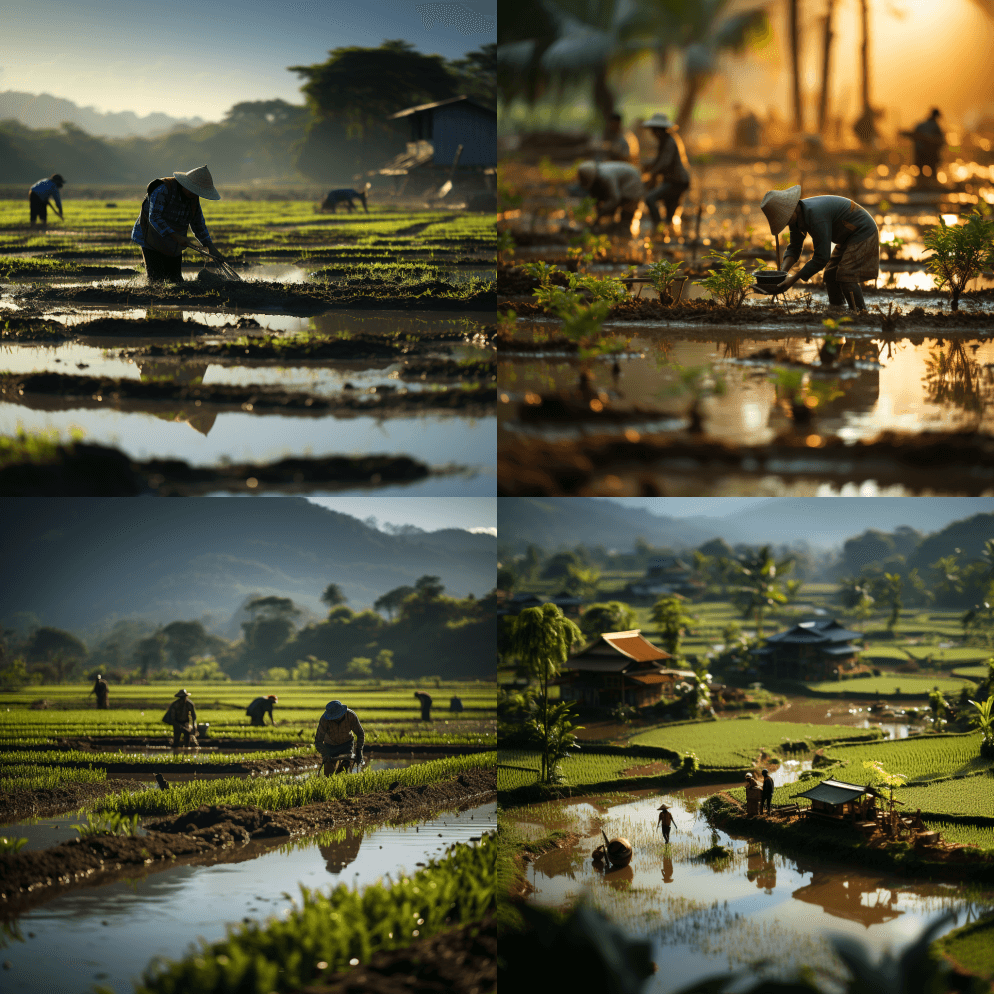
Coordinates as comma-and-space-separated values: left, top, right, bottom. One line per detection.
246, 694, 278, 727
164, 688, 198, 748
900, 109, 945, 182
314, 699, 365, 776
29, 174, 65, 226
575, 160, 644, 233
745, 773, 763, 817
449, 695, 464, 713
657, 802, 673, 843
732, 104, 762, 149
414, 690, 433, 721
757, 185, 879, 312
131, 165, 227, 284
321, 185, 370, 213
641, 113, 690, 233
761, 768, 775, 815
88, 673, 109, 709
852, 106, 883, 149
603, 112, 639, 165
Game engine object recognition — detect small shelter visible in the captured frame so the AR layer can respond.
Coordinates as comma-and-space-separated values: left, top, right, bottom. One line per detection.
556, 629, 694, 708
389, 96, 496, 167
757, 619, 863, 679
624, 557, 700, 600
794, 778, 881, 823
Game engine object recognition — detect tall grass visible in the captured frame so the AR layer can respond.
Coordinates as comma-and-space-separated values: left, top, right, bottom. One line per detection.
1, 763, 106, 791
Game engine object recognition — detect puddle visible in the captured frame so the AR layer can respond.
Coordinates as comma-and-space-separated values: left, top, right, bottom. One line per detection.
0, 802, 496, 994
511, 792, 992, 993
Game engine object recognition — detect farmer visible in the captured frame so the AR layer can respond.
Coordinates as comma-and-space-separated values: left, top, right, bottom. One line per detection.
164, 688, 198, 748
761, 768, 775, 816
900, 109, 945, 182
414, 690, 434, 721
131, 165, 227, 284
603, 112, 639, 165
575, 160, 644, 232
657, 802, 673, 843
745, 773, 763, 817
757, 185, 879, 312
321, 186, 369, 213
246, 694, 278, 727
449, 695, 464, 713
88, 673, 109, 709
28, 174, 65, 226
314, 699, 365, 776
641, 112, 690, 232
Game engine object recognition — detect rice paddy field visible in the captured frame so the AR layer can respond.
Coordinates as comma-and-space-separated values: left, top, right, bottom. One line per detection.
0, 195, 497, 496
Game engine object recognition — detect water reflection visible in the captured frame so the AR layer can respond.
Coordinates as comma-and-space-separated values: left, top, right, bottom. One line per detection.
791, 863, 902, 928
923, 341, 994, 422
320, 829, 364, 874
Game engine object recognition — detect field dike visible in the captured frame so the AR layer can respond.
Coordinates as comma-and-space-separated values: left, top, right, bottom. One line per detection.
0, 765, 495, 913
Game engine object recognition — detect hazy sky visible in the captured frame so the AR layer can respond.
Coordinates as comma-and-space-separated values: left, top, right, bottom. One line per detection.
594, 498, 776, 518
0, 0, 496, 121
302, 496, 496, 534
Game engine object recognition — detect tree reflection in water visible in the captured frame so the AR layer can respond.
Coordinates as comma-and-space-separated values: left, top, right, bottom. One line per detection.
923, 341, 994, 423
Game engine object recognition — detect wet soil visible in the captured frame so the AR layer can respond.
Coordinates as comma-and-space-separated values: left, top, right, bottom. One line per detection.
497, 429, 994, 496
0, 778, 148, 825
0, 767, 496, 913
292, 913, 496, 994
9, 279, 496, 314
0, 440, 431, 495
1, 370, 496, 416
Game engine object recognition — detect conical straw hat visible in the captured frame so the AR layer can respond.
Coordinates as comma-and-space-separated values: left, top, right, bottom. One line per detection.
174, 165, 221, 201
760, 185, 801, 235
576, 161, 599, 187
643, 112, 676, 129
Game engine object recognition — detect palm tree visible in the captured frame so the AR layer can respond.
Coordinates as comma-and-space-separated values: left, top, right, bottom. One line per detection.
838, 575, 876, 630
650, 595, 697, 657
730, 546, 795, 641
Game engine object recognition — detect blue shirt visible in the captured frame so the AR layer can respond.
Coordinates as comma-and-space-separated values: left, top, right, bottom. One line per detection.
30, 178, 62, 213
131, 183, 212, 247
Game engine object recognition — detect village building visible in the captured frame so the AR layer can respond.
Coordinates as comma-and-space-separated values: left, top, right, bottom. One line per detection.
756, 618, 863, 679
794, 778, 882, 823
556, 629, 695, 709
623, 557, 701, 600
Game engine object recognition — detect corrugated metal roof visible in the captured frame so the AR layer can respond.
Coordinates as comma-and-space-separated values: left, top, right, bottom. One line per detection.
795, 778, 868, 805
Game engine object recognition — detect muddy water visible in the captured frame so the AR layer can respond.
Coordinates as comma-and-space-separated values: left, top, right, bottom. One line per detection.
511, 792, 992, 993
0, 802, 496, 994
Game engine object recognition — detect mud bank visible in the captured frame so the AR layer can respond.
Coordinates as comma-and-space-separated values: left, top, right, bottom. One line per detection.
497, 429, 994, 496
1, 370, 496, 416
0, 441, 431, 495
0, 768, 496, 913
8, 279, 496, 314
0, 778, 148, 825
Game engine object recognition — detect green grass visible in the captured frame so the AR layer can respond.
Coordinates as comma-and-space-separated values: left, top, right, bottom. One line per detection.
893, 773, 994, 819
136, 835, 494, 994
91, 752, 496, 817
630, 719, 881, 768
0, 746, 318, 766
925, 820, 994, 850
952, 664, 994, 680
1, 762, 107, 791
498, 750, 638, 792
935, 915, 994, 979
804, 675, 978, 696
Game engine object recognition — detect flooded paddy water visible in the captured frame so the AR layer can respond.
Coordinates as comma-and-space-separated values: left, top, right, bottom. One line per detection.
509, 791, 993, 993
0, 801, 496, 994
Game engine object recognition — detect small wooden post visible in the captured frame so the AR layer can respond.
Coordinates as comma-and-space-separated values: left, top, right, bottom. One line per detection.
775, 232, 782, 272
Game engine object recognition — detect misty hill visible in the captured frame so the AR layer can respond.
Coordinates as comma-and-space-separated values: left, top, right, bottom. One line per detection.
0, 498, 495, 636
0, 91, 205, 138
498, 498, 994, 553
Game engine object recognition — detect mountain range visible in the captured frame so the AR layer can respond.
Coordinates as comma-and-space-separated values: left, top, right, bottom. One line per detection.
0, 498, 496, 637
0, 91, 205, 139
497, 498, 994, 553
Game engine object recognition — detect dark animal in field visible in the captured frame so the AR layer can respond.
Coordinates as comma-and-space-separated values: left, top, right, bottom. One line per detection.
154, 772, 170, 790
321, 186, 370, 213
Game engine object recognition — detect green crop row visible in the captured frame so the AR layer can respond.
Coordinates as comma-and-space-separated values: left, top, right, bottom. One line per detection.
818, 731, 991, 783
631, 719, 882, 768
1, 762, 107, 791
136, 835, 494, 994
499, 750, 640, 792
894, 773, 994, 819
924, 820, 994, 850
804, 675, 978, 696
92, 752, 496, 817
0, 746, 317, 766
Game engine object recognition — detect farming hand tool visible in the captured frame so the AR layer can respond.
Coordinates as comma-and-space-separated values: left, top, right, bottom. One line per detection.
187, 242, 242, 281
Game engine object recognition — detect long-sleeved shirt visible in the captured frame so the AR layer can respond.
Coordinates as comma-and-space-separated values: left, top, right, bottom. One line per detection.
246, 697, 275, 722
588, 161, 645, 216
911, 118, 944, 163
784, 195, 878, 281
131, 182, 212, 247
643, 131, 689, 184
29, 178, 62, 213
315, 710, 365, 753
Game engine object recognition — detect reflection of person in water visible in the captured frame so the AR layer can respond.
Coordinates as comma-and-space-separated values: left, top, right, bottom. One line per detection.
319, 829, 364, 874
662, 854, 674, 884
746, 842, 777, 893
137, 359, 217, 435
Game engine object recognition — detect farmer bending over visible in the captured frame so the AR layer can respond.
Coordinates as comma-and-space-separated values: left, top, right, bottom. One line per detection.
576, 160, 644, 233
757, 185, 878, 312
165, 688, 198, 748
414, 690, 433, 721
88, 673, 109, 709
322, 187, 369, 213
246, 694, 278, 727
131, 165, 227, 284
29, 174, 65, 226
314, 700, 365, 776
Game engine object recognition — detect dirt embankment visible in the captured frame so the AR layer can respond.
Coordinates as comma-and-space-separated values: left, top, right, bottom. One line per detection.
0, 767, 496, 913
0, 778, 148, 826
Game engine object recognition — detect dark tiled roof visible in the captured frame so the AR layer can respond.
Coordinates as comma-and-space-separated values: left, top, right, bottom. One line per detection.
795, 778, 868, 805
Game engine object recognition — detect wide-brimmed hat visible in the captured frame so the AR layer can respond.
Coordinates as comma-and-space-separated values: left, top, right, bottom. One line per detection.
643, 113, 676, 130
576, 161, 599, 187
173, 165, 221, 201
174, 688, 189, 698
657, 803, 670, 810
322, 700, 346, 721
760, 185, 801, 235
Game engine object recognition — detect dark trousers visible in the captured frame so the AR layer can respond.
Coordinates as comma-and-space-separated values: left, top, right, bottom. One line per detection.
29, 193, 48, 224
645, 180, 689, 224
249, 716, 266, 727
420, 707, 432, 721
141, 246, 183, 284
172, 725, 195, 747
96, 697, 108, 710
661, 824, 671, 843
762, 793, 773, 814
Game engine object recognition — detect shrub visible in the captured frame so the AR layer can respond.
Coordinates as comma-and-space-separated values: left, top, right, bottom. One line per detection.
922, 207, 994, 310
645, 259, 684, 303
681, 752, 699, 774
694, 249, 753, 308
0, 836, 28, 854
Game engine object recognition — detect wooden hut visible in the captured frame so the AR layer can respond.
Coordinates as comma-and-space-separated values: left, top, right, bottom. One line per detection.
794, 778, 881, 824
757, 619, 863, 679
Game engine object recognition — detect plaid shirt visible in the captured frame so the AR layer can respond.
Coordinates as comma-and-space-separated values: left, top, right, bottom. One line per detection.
131, 182, 212, 247
30, 178, 62, 213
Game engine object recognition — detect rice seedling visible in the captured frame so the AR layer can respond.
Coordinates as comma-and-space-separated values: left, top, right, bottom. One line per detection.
0, 763, 107, 791
804, 675, 977, 696
136, 835, 494, 994
71, 809, 142, 838
0, 836, 28, 854
924, 820, 994, 850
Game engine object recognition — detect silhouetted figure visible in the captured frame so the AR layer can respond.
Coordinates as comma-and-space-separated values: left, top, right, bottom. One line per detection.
745, 773, 763, 816
322, 187, 369, 212
657, 803, 673, 843
314, 700, 365, 776
901, 109, 945, 183
154, 772, 170, 791
29, 174, 65, 225
449, 695, 464, 713
662, 854, 674, 883
414, 690, 433, 721
89, 674, 109, 710
246, 695, 278, 727
761, 768, 775, 815
603, 112, 639, 164
164, 688, 198, 748
642, 112, 690, 231
576, 160, 644, 232
320, 829, 364, 874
